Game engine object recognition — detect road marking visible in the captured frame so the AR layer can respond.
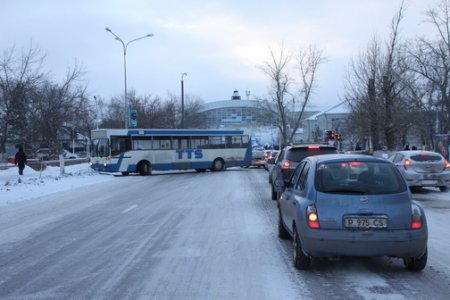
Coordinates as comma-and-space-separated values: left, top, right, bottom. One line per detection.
122, 204, 138, 214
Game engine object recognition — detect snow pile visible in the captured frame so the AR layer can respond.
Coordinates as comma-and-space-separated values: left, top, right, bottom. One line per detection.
0, 163, 114, 206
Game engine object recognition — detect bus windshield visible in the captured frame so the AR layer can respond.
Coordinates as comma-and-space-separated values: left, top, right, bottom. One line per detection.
91, 138, 110, 157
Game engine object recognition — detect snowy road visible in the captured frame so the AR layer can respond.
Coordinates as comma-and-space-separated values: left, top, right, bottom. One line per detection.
0, 168, 450, 299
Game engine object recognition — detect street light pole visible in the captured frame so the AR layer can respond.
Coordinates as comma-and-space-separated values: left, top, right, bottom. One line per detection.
181, 72, 187, 129
105, 27, 154, 129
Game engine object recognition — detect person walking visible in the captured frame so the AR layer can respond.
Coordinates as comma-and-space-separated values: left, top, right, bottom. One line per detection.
15, 146, 27, 175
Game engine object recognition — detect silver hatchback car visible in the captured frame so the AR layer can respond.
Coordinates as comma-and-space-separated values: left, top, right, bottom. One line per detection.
389, 150, 450, 192
276, 154, 428, 271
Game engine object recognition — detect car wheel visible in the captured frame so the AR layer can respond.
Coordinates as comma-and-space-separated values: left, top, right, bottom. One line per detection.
293, 227, 311, 270
278, 210, 290, 240
271, 184, 277, 200
439, 186, 449, 193
404, 247, 427, 271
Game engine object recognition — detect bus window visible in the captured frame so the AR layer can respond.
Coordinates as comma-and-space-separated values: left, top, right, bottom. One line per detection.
242, 135, 249, 147
191, 136, 208, 148
93, 138, 110, 157
173, 137, 189, 149
225, 136, 232, 148
153, 136, 172, 150
231, 136, 242, 148
111, 136, 131, 156
133, 136, 152, 150
209, 136, 224, 149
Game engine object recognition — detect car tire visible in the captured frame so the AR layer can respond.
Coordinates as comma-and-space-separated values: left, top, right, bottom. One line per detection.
439, 186, 449, 193
404, 247, 427, 271
278, 210, 290, 240
293, 227, 311, 270
271, 184, 277, 200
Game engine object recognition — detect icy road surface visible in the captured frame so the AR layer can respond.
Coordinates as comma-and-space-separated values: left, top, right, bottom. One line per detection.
0, 167, 450, 299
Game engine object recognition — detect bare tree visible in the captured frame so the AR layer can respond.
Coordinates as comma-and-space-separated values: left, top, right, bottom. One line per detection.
29, 63, 90, 153
290, 45, 325, 143
345, 2, 411, 150
0, 43, 46, 153
408, 0, 450, 134
260, 45, 291, 146
261, 43, 325, 146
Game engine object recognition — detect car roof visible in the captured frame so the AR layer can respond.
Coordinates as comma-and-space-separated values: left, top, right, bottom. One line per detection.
307, 153, 389, 164
396, 150, 443, 157
284, 144, 337, 150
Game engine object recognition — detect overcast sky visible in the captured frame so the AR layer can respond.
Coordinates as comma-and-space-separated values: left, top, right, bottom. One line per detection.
1, 0, 438, 107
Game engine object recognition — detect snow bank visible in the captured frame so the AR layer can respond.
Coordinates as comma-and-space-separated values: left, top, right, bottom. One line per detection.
0, 163, 114, 206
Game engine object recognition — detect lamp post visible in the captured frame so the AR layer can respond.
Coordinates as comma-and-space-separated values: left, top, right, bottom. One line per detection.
105, 27, 154, 129
181, 72, 187, 129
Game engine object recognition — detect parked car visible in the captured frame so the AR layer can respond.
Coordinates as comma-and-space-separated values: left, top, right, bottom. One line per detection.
269, 144, 337, 200
276, 154, 428, 271
251, 147, 266, 168
63, 150, 79, 159
264, 150, 279, 171
389, 150, 450, 192
34, 148, 53, 160
76, 151, 89, 158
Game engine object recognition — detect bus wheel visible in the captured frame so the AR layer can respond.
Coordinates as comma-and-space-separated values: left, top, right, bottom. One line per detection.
212, 158, 225, 171
138, 161, 152, 176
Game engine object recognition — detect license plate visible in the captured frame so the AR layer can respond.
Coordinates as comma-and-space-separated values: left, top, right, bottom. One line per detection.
422, 180, 438, 185
344, 216, 387, 229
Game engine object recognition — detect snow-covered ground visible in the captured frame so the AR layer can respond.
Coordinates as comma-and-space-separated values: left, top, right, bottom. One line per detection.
0, 163, 114, 206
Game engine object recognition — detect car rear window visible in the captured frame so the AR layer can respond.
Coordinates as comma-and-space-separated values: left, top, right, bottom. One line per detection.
410, 154, 442, 162
286, 147, 336, 162
315, 161, 407, 195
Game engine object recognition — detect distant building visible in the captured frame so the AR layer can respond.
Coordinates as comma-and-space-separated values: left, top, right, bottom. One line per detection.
304, 101, 351, 143
198, 90, 277, 128
197, 90, 331, 147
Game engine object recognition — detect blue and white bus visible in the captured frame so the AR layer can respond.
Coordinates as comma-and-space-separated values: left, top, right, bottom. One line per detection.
89, 128, 252, 175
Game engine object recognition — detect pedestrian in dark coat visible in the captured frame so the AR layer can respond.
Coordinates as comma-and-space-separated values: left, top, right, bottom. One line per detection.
15, 146, 27, 175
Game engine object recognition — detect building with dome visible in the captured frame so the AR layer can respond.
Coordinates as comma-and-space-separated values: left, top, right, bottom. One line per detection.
197, 90, 333, 147
198, 90, 277, 129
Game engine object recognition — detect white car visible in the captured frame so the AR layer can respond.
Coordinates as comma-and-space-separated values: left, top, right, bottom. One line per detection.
35, 148, 52, 160
63, 150, 79, 159
389, 150, 450, 192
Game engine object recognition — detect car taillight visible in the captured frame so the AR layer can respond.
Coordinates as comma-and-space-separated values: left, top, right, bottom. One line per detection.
404, 159, 411, 169
445, 160, 450, 169
307, 204, 320, 229
411, 204, 423, 230
282, 160, 291, 169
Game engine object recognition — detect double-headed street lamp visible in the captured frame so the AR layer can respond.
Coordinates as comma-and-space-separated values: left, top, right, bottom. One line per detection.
105, 27, 154, 129
181, 72, 187, 129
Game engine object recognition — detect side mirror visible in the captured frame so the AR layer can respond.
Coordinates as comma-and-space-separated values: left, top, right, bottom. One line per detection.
267, 158, 275, 164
